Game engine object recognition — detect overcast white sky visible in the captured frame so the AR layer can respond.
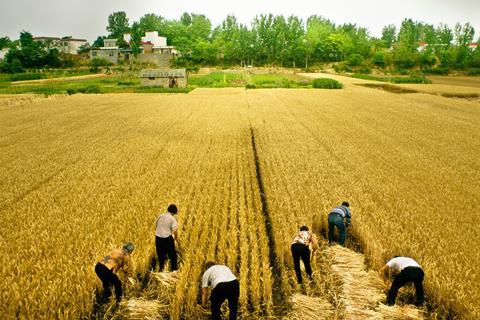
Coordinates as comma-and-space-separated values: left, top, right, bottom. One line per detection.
1, 0, 479, 42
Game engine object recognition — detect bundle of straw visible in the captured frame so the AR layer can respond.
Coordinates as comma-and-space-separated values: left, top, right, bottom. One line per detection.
327, 246, 423, 320
120, 298, 168, 320
283, 294, 334, 320
377, 304, 425, 320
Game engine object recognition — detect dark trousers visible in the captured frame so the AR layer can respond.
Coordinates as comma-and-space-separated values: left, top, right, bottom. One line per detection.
291, 243, 312, 284
328, 213, 346, 245
156, 235, 177, 271
95, 263, 122, 301
211, 280, 240, 320
387, 267, 425, 305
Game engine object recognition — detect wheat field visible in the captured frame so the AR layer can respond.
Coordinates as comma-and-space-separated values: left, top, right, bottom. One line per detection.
0, 76, 479, 319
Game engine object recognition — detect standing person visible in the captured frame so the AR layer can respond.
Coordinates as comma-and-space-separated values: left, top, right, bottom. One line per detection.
201, 261, 240, 320
328, 201, 352, 246
291, 226, 319, 284
94, 242, 134, 302
380, 256, 425, 306
155, 204, 179, 271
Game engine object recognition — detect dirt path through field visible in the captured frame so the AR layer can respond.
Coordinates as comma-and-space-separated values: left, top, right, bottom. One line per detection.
10, 73, 108, 85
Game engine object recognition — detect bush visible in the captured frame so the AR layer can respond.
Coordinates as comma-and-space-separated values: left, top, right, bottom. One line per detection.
312, 78, 343, 89
390, 76, 431, 84
117, 80, 135, 86
9, 72, 45, 81
77, 84, 102, 94
89, 58, 112, 73
347, 54, 364, 67
245, 83, 256, 89
467, 68, 480, 76
373, 52, 387, 68
422, 67, 450, 75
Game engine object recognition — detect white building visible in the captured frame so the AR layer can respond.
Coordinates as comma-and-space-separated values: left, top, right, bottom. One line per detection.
0, 48, 9, 60
142, 31, 167, 48
33, 36, 87, 54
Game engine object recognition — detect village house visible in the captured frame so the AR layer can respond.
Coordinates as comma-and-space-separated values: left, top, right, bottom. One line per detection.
0, 48, 9, 60
89, 38, 121, 63
89, 31, 177, 67
140, 68, 187, 88
33, 36, 87, 54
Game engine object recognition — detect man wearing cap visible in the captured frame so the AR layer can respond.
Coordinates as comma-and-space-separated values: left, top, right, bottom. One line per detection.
201, 261, 240, 320
155, 204, 179, 271
328, 201, 352, 246
94, 242, 134, 302
380, 256, 425, 306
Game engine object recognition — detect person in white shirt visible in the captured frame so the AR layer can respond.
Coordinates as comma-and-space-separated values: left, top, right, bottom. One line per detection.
155, 204, 179, 271
380, 256, 425, 306
291, 226, 319, 284
201, 261, 239, 320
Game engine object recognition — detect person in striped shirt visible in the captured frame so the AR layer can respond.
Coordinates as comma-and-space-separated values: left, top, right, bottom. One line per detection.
291, 226, 319, 284
328, 201, 352, 246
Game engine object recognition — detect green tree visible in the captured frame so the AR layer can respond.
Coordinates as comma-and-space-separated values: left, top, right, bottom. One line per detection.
92, 36, 105, 48
0, 36, 11, 49
381, 24, 396, 48
138, 13, 164, 33
305, 15, 335, 66
107, 11, 130, 39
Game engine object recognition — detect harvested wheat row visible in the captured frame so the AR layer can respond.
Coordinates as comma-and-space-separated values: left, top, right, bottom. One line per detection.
284, 294, 334, 320
119, 298, 167, 320
328, 245, 423, 320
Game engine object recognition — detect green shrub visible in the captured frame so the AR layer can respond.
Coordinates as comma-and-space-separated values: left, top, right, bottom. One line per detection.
245, 83, 256, 89
347, 54, 364, 67
312, 78, 343, 89
77, 84, 102, 94
467, 68, 480, 76
89, 58, 112, 73
422, 67, 450, 75
390, 76, 431, 84
9, 73, 45, 81
117, 80, 135, 86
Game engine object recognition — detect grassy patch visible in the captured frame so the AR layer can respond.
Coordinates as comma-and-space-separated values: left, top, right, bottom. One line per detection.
189, 72, 245, 87
312, 78, 343, 89
351, 74, 432, 84
0, 73, 191, 95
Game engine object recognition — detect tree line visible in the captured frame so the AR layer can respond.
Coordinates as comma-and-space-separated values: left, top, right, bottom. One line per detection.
1, 12, 479, 74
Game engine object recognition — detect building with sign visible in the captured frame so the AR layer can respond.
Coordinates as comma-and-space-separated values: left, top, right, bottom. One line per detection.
140, 69, 187, 88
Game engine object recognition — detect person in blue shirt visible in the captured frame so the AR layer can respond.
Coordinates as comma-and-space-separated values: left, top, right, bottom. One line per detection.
328, 201, 351, 246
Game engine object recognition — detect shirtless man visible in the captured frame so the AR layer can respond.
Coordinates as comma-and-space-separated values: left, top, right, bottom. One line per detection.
95, 242, 134, 302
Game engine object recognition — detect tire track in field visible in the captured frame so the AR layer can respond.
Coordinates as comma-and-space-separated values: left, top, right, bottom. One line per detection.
249, 127, 285, 315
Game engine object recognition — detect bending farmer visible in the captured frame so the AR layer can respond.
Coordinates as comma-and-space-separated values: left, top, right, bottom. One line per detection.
201, 261, 240, 320
155, 204, 179, 271
328, 201, 351, 246
94, 242, 134, 302
380, 256, 425, 306
291, 226, 319, 284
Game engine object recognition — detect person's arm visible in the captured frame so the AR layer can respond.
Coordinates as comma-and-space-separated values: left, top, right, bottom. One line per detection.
172, 218, 179, 242
122, 254, 132, 276
310, 233, 319, 259
345, 207, 352, 227
201, 287, 209, 307
379, 264, 390, 283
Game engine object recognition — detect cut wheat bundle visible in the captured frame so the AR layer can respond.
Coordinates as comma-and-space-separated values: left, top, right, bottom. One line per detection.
284, 293, 334, 320
328, 245, 423, 320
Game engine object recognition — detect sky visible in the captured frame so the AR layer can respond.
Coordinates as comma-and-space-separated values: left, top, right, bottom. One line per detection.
0, 0, 479, 42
